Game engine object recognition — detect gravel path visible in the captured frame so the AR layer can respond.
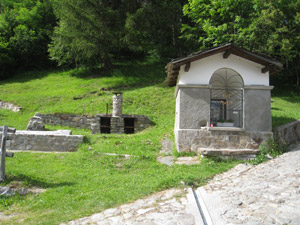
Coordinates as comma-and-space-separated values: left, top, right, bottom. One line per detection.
199, 144, 300, 225
61, 188, 196, 225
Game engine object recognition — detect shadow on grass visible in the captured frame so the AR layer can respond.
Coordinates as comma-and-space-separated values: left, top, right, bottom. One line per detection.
272, 115, 298, 128
271, 107, 281, 111
0, 68, 61, 85
272, 86, 300, 103
70, 60, 167, 91
0, 59, 168, 91
2, 174, 75, 189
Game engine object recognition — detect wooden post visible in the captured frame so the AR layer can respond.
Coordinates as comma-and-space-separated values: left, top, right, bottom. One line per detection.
0, 125, 15, 182
0, 125, 8, 181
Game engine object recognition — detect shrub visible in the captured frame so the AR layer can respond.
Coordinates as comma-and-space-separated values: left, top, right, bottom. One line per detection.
251, 138, 286, 165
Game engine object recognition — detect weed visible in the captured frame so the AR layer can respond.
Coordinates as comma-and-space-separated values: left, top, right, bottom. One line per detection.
251, 138, 286, 165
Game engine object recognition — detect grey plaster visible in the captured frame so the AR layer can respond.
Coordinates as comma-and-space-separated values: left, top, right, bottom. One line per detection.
178, 87, 210, 129
244, 89, 272, 132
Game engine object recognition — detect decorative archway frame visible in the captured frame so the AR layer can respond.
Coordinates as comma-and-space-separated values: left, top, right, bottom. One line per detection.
209, 68, 244, 128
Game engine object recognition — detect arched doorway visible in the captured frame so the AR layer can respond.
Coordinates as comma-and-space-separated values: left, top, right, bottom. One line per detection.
209, 68, 244, 127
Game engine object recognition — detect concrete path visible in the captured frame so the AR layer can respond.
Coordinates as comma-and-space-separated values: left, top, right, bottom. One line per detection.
62, 145, 300, 225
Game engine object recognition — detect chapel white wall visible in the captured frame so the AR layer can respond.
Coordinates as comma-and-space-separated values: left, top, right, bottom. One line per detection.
177, 53, 269, 86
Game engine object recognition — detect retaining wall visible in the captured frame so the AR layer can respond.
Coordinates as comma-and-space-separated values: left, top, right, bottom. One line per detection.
35, 113, 100, 132
1, 130, 84, 152
274, 119, 300, 146
29, 113, 152, 134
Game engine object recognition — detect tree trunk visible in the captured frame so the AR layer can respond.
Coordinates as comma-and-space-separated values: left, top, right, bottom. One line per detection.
103, 56, 113, 71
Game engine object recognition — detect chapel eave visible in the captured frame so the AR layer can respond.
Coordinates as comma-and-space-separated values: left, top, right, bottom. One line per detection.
164, 43, 283, 87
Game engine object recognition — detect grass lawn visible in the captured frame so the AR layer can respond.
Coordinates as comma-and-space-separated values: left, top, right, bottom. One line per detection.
271, 86, 300, 128
0, 59, 299, 224
0, 59, 239, 225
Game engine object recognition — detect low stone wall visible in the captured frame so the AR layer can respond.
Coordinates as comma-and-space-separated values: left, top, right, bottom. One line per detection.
175, 127, 273, 158
0, 101, 22, 112
131, 115, 152, 132
274, 119, 300, 146
34, 113, 100, 133
2, 130, 84, 152
28, 113, 152, 134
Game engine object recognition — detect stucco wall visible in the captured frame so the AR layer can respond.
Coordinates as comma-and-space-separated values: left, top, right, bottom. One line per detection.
178, 87, 210, 129
244, 89, 272, 132
177, 53, 269, 86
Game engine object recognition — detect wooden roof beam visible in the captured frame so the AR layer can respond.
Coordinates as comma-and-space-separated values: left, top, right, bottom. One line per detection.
262, 65, 271, 73
223, 49, 231, 59
184, 62, 191, 72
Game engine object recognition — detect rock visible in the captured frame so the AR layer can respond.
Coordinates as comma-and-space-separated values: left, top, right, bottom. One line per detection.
26, 116, 45, 131
157, 156, 174, 166
175, 156, 200, 165
160, 139, 173, 155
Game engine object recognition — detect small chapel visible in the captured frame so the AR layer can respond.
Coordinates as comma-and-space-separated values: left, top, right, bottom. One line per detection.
165, 43, 283, 159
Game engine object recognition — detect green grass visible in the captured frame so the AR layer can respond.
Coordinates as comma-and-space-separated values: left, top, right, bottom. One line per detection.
0, 59, 239, 225
271, 86, 300, 128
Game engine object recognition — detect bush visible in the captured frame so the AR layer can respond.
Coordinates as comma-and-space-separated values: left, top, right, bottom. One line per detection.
251, 138, 286, 165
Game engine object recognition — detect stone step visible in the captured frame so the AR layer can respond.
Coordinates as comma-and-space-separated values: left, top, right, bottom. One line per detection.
199, 148, 259, 159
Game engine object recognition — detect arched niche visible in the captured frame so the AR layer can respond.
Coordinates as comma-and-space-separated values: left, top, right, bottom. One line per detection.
209, 68, 244, 127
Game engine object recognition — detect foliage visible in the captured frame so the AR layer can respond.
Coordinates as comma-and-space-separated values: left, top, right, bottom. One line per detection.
124, 0, 187, 58
251, 138, 285, 165
181, 0, 300, 85
49, 0, 187, 68
0, 60, 239, 224
0, 0, 56, 79
49, 0, 140, 69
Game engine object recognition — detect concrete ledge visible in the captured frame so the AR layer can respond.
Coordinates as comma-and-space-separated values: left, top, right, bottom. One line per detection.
175, 84, 211, 98
244, 85, 274, 90
199, 148, 259, 159
199, 148, 259, 155
208, 127, 245, 132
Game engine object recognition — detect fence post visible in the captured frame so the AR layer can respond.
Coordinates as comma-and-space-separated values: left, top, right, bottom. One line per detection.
0, 125, 8, 181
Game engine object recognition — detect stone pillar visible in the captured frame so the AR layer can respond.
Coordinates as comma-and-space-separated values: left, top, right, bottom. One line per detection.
112, 92, 123, 117
110, 117, 124, 134
26, 114, 45, 131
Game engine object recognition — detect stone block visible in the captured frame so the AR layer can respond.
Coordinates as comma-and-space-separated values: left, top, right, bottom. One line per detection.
215, 140, 228, 149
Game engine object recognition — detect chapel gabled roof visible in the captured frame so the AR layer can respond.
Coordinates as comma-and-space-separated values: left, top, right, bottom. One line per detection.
164, 43, 283, 87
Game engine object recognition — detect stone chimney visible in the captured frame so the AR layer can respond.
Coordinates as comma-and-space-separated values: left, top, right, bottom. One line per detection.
112, 92, 123, 117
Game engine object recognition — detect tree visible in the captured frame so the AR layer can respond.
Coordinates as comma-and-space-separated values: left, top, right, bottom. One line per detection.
181, 0, 256, 49
124, 0, 187, 58
0, 0, 56, 79
49, 0, 140, 69
181, 0, 300, 85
